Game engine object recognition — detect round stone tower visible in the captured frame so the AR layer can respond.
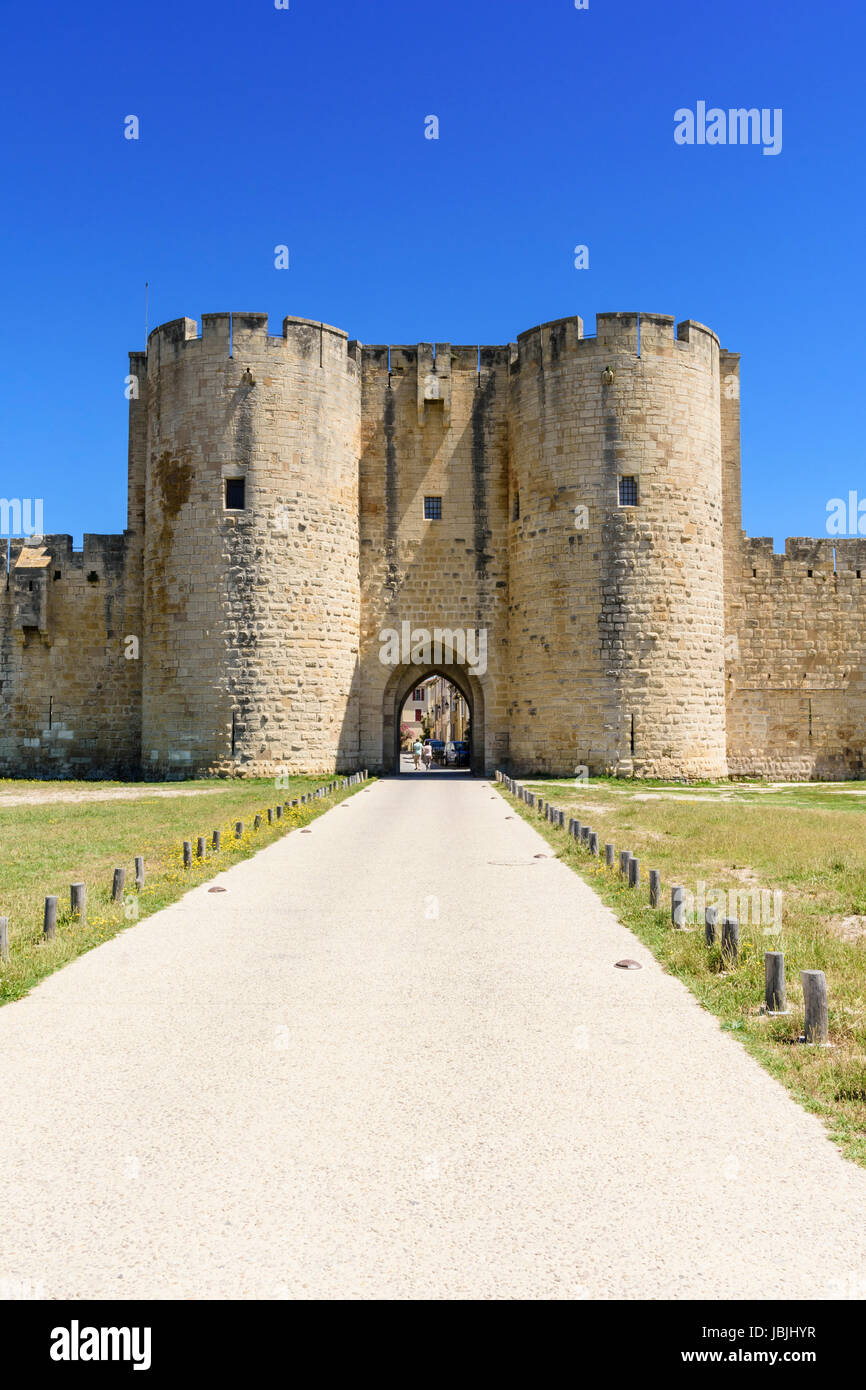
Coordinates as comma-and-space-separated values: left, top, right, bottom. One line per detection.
507, 311, 727, 779
140, 312, 361, 776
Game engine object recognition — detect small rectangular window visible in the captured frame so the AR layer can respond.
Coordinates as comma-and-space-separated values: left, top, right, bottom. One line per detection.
225, 477, 246, 510
618, 476, 638, 507
424, 495, 442, 520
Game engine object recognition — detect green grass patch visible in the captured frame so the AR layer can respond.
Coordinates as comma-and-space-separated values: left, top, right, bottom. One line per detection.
498, 778, 866, 1168
0, 776, 371, 1006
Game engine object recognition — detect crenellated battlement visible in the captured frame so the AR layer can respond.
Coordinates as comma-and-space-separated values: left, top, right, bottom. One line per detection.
142, 312, 356, 372
743, 535, 866, 579
140, 310, 721, 386
510, 311, 719, 372
9, 533, 128, 572
359, 343, 510, 373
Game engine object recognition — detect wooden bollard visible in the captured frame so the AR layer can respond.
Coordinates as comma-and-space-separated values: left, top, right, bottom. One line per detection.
619, 850, 632, 877
628, 857, 639, 888
721, 917, 739, 965
135, 855, 145, 889
705, 904, 718, 946
70, 882, 86, 924
44, 896, 58, 940
671, 886, 686, 929
235, 821, 244, 839
581, 826, 590, 844
558, 809, 565, 827
276, 805, 283, 819
254, 814, 262, 830
0, 917, 8, 960
112, 867, 126, 902
605, 843, 615, 868
649, 869, 660, 909
196, 837, 206, 859
589, 831, 599, 856
765, 952, 789, 1014
801, 970, 829, 1043
183, 841, 192, 868
267, 808, 274, 824
212, 831, 220, 851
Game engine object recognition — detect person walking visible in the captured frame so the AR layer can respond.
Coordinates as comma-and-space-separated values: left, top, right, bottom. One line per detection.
412, 738, 423, 771
422, 740, 433, 771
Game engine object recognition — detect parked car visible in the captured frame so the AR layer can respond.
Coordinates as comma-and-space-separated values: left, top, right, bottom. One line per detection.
446, 740, 470, 767
428, 739, 446, 766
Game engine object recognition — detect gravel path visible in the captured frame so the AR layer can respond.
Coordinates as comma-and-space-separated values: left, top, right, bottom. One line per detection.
1, 770, 864, 1300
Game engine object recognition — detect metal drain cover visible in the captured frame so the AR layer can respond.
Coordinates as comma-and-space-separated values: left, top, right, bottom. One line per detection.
615, 959, 642, 970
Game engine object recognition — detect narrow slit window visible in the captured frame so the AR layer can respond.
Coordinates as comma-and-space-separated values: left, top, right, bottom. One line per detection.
225, 477, 246, 511
618, 476, 638, 507
424, 495, 442, 520
513, 491, 520, 521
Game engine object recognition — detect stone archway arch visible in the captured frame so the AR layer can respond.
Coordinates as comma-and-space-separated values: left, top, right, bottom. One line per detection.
384, 663, 486, 774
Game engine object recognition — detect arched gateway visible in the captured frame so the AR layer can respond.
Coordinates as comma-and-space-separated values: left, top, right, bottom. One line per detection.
381, 664, 486, 776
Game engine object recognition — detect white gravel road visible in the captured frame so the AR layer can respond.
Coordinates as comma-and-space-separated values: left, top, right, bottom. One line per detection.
1, 768, 865, 1301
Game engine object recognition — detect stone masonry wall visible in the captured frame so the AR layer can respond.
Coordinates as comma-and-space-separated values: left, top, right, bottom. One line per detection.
508, 312, 728, 779
357, 342, 510, 773
140, 313, 361, 777
1, 307, 864, 781
0, 534, 141, 778
726, 536, 866, 778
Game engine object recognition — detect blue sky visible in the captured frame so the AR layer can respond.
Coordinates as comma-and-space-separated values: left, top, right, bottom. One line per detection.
2, 0, 864, 548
